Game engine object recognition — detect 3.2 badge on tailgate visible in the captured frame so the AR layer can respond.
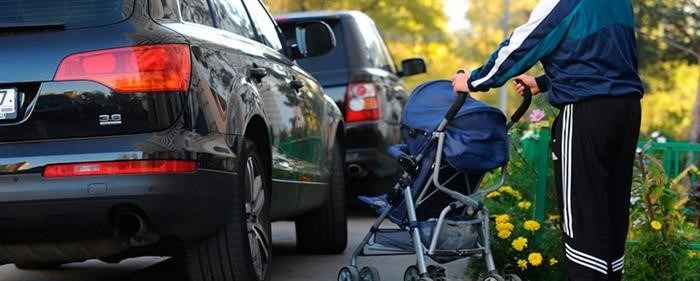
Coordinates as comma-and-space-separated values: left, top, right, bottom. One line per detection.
0, 89, 18, 120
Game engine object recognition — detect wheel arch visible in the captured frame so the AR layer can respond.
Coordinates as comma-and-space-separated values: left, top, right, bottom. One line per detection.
244, 115, 272, 193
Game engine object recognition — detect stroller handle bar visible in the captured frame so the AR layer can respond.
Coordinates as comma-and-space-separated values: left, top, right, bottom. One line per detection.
444, 70, 469, 122
507, 79, 533, 129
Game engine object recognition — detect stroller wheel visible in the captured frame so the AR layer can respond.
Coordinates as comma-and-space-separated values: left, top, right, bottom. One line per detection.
359, 266, 381, 281
403, 265, 420, 281
338, 266, 360, 281
427, 265, 446, 280
503, 273, 522, 281
481, 273, 506, 281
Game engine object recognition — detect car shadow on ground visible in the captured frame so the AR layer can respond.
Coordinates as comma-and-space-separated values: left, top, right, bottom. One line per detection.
117, 258, 183, 281
118, 200, 381, 281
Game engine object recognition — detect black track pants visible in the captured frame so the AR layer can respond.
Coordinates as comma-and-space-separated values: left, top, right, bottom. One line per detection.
551, 96, 641, 281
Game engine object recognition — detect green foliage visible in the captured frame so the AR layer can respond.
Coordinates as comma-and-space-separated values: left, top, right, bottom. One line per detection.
634, 0, 699, 67
625, 142, 700, 281
468, 124, 566, 281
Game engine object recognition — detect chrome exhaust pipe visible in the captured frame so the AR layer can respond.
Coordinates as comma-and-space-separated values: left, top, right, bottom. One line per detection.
347, 164, 367, 177
114, 211, 160, 247
114, 211, 146, 237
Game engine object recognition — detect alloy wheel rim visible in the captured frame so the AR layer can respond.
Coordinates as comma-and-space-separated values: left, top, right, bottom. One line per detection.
245, 155, 270, 280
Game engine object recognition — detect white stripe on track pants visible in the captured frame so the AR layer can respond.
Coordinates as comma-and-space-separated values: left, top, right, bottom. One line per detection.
551, 95, 640, 281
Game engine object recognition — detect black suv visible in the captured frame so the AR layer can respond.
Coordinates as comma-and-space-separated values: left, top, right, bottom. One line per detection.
276, 11, 426, 193
0, 0, 346, 280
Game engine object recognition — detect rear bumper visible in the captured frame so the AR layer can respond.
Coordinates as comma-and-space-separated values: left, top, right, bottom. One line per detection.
345, 147, 399, 178
345, 122, 400, 178
0, 169, 237, 244
0, 129, 243, 264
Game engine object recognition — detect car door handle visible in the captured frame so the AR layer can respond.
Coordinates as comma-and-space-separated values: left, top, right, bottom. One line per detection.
249, 67, 268, 82
289, 79, 304, 90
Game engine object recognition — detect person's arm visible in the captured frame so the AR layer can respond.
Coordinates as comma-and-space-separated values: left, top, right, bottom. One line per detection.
467, 0, 579, 92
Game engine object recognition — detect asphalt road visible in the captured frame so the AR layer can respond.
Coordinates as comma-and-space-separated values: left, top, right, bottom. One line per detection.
0, 214, 471, 281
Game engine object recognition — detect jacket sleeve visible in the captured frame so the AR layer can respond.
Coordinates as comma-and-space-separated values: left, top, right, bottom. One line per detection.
535, 75, 550, 92
468, 0, 579, 92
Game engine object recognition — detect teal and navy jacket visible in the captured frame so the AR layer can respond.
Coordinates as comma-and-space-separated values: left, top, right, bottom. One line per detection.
468, 0, 644, 106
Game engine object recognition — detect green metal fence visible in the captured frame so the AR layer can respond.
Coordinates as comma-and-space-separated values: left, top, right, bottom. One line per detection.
638, 141, 700, 178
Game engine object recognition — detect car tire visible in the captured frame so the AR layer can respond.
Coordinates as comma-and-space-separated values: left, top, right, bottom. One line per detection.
294, 138, 347, 254
182, 138, 271, 281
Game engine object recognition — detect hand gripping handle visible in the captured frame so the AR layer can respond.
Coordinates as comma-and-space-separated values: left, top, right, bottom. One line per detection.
508, 79, 533, 128
445, 70, 469, 121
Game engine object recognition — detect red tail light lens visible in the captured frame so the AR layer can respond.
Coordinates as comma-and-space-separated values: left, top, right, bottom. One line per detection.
54, 44, 191, 93
43, 160, 197, 178
345, 82, 382, 123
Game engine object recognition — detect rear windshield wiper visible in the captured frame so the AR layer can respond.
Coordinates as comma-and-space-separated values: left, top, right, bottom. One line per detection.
0, 22, 65, 32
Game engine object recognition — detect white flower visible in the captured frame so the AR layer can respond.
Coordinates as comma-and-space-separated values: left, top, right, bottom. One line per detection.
520, 130, 536, 141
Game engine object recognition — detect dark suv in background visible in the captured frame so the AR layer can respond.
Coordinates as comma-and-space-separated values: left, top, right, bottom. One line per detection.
0, 0, 345, 280
276, 11, 426, 194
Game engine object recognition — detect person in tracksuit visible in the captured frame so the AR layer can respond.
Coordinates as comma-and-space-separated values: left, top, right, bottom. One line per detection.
451, 0, 643, 280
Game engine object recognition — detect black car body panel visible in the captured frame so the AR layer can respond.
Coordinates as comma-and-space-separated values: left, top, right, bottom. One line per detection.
276, 11, 426, 188
0, 0, 344, 267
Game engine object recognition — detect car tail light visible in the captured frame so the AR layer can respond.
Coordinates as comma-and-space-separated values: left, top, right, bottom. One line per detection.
54, 44, 191, 93
43, 160, 197, 178
345, 82, 382, 123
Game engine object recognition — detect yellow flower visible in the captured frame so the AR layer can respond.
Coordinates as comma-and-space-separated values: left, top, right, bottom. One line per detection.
517, 201, 532, 210
528, 252, 543, 266
548, 215, 561, 223
517, 259, 528, 270
523, 220, 541, 232
486, 191, 501, 198
497, 230, 512, 239
688, 251, 697, 259
497, 185, 523, 199
498, 185, 514, 193
496, 222, 514, 232
650, 220, 662, 230
511, 191, 523, 200
511, 237, 528, 252
495, 214, 510, 224
549, 258, 558, 266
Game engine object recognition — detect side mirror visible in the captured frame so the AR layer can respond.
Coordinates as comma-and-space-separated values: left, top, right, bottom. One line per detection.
399, 58, 427, 77
294, 21, 335, 59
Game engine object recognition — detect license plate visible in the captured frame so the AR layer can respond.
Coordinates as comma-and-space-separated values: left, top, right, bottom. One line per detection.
0, 88, 17, 120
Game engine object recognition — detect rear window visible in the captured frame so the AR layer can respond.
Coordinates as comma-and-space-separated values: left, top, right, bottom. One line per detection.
0, 0, 132, 29
278, 18, 348, 73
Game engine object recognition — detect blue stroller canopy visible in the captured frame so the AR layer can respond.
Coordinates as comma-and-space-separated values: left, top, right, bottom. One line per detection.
402, 80, 508, 172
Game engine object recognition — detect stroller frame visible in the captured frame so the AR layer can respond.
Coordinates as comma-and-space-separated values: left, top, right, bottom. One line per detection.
348, 123, 506, 280
340, 81, 532, 281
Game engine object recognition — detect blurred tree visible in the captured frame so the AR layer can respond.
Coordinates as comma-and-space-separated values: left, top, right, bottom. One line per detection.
459, 0, 537, 65
457, 0, 539, 108
640, 62, 697, 140
634, 0, 699, 142
266, 0, 446, 40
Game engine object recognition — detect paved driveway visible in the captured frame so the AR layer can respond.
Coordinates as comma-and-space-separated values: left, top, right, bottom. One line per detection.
0, 214, 471, 281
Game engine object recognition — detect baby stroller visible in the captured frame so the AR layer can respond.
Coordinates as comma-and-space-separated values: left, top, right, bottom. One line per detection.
337, 77, 531, 281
